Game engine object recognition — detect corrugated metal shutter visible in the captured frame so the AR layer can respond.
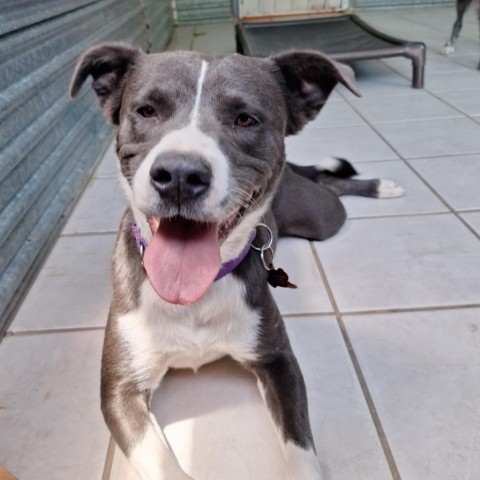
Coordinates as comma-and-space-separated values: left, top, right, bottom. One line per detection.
0, 0, 173, 333
144, 0, 175, 51
238, 1, 351, 18
175, 0, 232, 24
355, 0, 453, 7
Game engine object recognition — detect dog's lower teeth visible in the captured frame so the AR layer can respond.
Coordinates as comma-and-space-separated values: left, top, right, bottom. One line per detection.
219, 201, 250, 240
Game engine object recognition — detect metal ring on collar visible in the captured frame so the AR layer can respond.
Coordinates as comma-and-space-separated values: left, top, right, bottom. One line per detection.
251, 223, 273, 251
260, 246, 274, 271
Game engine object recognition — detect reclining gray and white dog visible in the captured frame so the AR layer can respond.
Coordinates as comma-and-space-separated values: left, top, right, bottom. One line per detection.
70, 44, 403, 480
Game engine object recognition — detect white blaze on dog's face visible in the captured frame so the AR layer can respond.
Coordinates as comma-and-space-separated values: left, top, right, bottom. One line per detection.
69, 44, 359, 304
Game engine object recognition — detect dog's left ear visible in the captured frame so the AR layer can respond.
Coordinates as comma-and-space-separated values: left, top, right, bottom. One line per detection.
271, 50, 360, 135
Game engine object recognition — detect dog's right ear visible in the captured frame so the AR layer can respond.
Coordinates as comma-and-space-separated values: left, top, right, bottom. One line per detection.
69, 43, 141, 125
270, 50, 361, 135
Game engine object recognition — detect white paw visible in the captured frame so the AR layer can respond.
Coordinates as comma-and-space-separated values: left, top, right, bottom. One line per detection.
377, 179, 405, 198
441, 44, 455, 55
286, 443, 323, 480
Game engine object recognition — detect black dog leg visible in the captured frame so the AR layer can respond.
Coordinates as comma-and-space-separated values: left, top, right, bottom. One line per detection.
442, 0, 474, 54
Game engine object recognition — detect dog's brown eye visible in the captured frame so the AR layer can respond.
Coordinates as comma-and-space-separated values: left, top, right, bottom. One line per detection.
137, 105, 156, 118
235, 114, 257, 127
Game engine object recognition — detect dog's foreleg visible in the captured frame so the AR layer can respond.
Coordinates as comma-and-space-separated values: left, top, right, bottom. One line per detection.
247, 344, 323, 479
101, 378, 193, 480
442, 0, 473, 54
101, 317, 193, 480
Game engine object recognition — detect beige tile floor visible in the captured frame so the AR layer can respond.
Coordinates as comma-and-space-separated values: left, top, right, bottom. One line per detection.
1, 6, 480, 480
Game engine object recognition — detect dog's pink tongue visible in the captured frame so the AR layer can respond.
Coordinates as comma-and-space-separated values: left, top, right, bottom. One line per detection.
143, 218, 221, 305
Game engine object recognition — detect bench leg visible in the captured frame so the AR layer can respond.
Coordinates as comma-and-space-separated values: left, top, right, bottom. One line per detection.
405, 43, 426, 89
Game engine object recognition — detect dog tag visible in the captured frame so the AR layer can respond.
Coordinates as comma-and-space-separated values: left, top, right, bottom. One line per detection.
267, 266, 297, 289
252, 223, 297, 289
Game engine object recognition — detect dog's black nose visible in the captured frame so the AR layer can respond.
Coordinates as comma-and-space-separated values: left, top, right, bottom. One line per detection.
150, 154, 212, 204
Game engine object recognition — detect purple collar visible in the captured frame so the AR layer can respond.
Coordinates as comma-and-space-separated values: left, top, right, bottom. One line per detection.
132, 223, 147, 250
215, 230, 255, 280
132, 224, 254, 281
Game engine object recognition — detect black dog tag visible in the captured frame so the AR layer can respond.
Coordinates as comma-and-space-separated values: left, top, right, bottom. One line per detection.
267, 266, 297, 289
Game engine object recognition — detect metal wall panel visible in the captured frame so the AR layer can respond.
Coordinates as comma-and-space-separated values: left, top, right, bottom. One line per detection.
0, 0, 173, 333
176, 0, 232, 24
143, 0, 175, 51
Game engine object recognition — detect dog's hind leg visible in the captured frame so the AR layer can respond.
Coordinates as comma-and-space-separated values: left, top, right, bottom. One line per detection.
315, 174, 405, 198
272, 164, 348, 241
273, 163, 404, 240
290, 161, 404, 199
442, 0, 473, 54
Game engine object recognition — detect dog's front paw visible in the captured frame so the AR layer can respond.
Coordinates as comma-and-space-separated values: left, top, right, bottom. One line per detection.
376, 179, 405, 199
441, 44, 455, 55
286, 462, 323, 480
178, 474, 194, 480
135, 469, 194, 480
285, 445, 323, 480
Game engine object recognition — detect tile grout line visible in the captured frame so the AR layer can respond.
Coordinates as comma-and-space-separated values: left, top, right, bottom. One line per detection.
338, 88, 480, 242
6, 326, 105, 337
94, 174, 119, 179
348, 211, 449, 221
61, 230, 118, 238
457, 208, 480, 214
339, 152, 480, 162
283, 302, 480, 319
375, 150, 480, 162
379, 59, 480, 120
404, 160, 480, 241
364, 114, 464, 125
427, 88, 480, 111
283, 311, 336, 318
309, 241, 402, 480
347, 211, 480, 238
382, 9, 480, 43
102, 436, 116, 480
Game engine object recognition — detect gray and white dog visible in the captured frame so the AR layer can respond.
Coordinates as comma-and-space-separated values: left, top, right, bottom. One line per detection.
70, 44, 403, 480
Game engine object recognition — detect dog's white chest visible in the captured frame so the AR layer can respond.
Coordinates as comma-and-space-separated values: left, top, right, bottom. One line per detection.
116, 275, 260, 387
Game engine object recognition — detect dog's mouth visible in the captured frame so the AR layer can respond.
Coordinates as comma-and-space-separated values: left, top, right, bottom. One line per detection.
143, 192, 257, 305
218, 192, 257, 242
